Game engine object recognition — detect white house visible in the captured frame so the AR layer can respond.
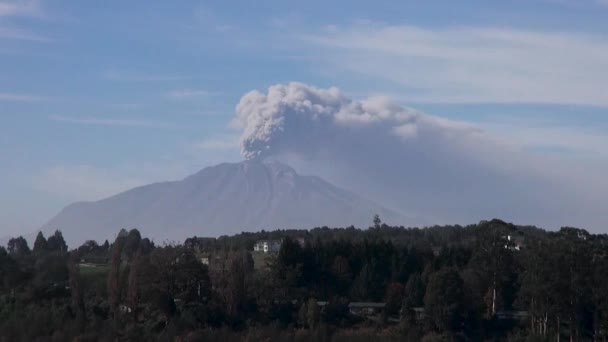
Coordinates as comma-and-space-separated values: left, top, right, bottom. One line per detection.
253, 240, 282, 253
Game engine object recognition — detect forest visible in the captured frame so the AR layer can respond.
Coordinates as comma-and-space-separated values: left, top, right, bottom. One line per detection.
1, 218, 607, 341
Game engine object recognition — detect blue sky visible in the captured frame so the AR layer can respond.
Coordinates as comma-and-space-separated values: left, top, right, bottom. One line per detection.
1, 0, 608, 236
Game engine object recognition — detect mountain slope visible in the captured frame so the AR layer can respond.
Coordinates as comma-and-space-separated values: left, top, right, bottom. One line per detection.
42, 161, 409, 246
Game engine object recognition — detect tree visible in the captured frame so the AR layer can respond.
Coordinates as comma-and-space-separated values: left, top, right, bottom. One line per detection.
470, 220, 516, 318
138, 238, 154, 255
331, 255, 352, 295
385, 282, 405, 316
298, 301, 308, 328
107, 234, 124, 315
7, 236, 30, 257
518, 238, 555, 338
32, 252, 69, 292
424, 268, 466, 334
404, 273, 425, 308
224, 252, 251, 320
140, 246, 210, 306
157, 291, 176, 321
273, 237, 304, 298
47, 230, 67, 252
76, 240, 99, 256
593, 250, 608, 340
124, 229, 142, 260
351, 263, 373, 301
0, 247, 21, 290
373, 214, 382, 229
33, 232, 48, 254
401, 273, 425, 329
127, 250, 144, 319
307, 297, 320, 329
68, 259, 85, 318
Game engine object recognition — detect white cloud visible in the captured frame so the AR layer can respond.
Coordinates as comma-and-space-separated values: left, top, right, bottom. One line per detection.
235, 82, 608, 231
49, 115, 176, 128
302, 24, 608, 106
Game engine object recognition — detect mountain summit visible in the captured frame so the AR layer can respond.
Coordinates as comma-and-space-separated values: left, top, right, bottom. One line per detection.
42, 161, 406, 246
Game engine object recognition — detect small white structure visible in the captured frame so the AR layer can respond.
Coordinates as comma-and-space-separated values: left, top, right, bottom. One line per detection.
505, 235, 524, 251
253, 240, 282, 253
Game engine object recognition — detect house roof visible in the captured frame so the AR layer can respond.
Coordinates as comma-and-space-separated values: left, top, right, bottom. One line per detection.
255, 239, 282, 243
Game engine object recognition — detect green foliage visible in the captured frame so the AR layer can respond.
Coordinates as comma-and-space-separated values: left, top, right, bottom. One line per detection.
0, 220, 607, 341
7, 236, 30, 257
47, 230, 68, 252
33, 232, 48, 254
424, 267, 467, 333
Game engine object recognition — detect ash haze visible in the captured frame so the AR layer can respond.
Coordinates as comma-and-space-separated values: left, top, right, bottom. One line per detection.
2, 0, 608, 245
235, 83, 608, 231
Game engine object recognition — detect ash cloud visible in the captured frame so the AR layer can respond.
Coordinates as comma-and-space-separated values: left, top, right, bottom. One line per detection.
234, 82, 608, 231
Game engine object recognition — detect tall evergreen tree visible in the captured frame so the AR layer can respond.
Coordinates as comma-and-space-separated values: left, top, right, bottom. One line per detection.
33, 232, 48, 254
47, 230, 68, 252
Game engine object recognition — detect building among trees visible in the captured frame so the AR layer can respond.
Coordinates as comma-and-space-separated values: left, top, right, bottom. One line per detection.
253, 239, 282, 253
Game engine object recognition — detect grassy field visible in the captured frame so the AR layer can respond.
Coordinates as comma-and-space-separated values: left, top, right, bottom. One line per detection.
78, 263, 111, 292
79, 263, 111, 275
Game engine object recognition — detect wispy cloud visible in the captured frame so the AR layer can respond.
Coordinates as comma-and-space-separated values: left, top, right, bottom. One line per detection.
49, 115, 176, 128
0, 0, 42, 17
303, 24, 608, 106
101, 70, 189, 82
168, 89, 215, 99
477, 118, 608, 159
0, 92, 46, 102
0, 27, 51, 42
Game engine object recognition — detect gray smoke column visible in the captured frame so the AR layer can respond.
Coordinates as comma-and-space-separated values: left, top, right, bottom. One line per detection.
233, 82, 608, 232
235, 82, 479, 160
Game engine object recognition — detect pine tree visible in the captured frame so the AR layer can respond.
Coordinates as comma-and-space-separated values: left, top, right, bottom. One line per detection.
47, 230, 68, 252
33, 232, 48, 254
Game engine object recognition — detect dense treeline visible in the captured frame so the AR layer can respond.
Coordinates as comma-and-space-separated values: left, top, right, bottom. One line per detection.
0, 218, 607, 341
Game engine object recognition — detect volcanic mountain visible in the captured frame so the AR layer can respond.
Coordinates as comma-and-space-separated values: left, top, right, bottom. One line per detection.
42, 161, 408, 246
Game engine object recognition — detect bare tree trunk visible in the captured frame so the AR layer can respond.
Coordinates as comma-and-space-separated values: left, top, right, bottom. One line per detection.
492, 282, 497, 317
531, 314, 536, 335
557, 316, 561, 342
530, 298, 536, 335
570, 317, 574, 342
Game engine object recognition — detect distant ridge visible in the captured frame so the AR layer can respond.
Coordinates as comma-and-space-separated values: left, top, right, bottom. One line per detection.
42, 160, 411, 247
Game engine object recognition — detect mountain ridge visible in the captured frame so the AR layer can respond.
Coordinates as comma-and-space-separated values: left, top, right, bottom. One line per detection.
41, 160, 410, 247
